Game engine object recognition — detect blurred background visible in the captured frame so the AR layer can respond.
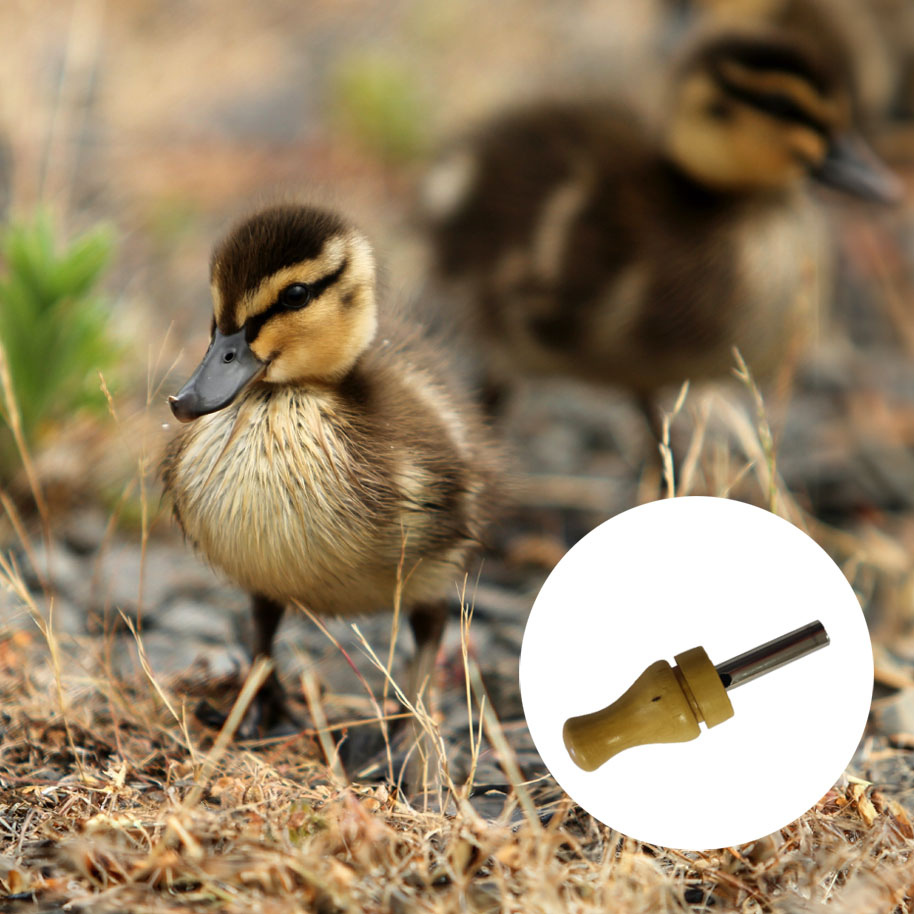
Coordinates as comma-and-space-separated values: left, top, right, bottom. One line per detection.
1, 0, 914, 797
0, 0, 675, 503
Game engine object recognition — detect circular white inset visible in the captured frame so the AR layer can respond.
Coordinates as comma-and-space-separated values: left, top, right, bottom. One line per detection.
519, 496, 872, 850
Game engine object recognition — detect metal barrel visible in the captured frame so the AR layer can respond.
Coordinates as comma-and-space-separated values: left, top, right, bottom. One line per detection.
715, 620, 829, 690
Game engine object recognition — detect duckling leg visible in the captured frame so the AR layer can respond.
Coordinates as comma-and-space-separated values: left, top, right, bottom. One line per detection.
407, 602, 446, 712
404, 601, 447, 795
242, 594, 288, 725
195, 594, 301, 739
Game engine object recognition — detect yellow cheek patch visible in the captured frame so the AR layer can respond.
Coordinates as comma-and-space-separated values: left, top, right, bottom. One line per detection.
249, 291, 378, 385
249, 317, 290, 363
671, 74, 809, 189
250, 303, 347, 381
787, 127, 827, 167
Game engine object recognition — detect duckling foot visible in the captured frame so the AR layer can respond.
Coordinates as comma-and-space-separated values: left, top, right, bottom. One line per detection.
195, 593, 305, 739
238, 678, 306, 739
194, 672, 304, 739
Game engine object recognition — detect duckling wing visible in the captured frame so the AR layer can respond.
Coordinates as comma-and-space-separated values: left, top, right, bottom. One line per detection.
426, 103, 655, 368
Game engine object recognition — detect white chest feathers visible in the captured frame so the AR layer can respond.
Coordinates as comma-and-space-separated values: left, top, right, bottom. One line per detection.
167, 386, 473, 614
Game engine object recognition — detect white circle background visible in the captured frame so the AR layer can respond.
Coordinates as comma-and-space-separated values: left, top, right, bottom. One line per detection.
519, 497, 873, 850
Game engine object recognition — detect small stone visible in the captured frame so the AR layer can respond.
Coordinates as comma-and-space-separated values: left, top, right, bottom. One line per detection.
75, 540, 225, 617
875, 688, 914, 737
111, 630, 242, 680
57, 507, 111, 555
0, 584, 83, 636
157, 598, 239, 645
35, 594, 85, 636
19, 540, 86, 599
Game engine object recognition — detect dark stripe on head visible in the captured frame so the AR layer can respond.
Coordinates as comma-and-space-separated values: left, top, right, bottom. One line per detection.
698, 34, 835, 97
712, 70, 830, 134
244, 257, 349, 343
212, 205, 348, 330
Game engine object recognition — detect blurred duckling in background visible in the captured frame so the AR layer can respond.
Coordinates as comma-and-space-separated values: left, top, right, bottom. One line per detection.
162, 204, 501, 751
680, 0, 914, 122
423, 29, 902, 433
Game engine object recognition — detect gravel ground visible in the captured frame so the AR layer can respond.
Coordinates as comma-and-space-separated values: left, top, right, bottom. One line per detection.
5, 326, 914, 825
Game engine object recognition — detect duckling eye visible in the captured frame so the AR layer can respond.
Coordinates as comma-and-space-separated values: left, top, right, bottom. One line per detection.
279, 283, 312, 310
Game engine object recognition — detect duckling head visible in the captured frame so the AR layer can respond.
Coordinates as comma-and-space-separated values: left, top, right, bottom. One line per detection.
665, 30, 901, 202
169, 205, 378, 422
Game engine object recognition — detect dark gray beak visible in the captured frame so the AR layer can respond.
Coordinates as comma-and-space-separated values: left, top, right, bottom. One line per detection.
812, 133, 904, 204
169, 328, 266, 423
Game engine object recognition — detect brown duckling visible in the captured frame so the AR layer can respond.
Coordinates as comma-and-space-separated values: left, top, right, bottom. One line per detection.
423, 29, 902, 430
162, 204, 501, 748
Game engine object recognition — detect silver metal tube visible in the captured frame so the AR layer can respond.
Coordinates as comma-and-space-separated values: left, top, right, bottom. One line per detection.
715, 621, 829, 691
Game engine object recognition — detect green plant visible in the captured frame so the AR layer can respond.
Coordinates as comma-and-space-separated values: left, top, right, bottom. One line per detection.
331, 54, 429, 164
0, 213, 116, 479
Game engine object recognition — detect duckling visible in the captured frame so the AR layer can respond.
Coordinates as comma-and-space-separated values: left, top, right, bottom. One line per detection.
162, 204, 501, 748
423, 29, 902, 430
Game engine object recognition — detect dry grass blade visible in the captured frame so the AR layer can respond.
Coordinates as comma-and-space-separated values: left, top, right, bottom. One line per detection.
731, 347, 778, 513
295, 600, 395, 783
677, 397, 710, 496
0, 338, 49, 529
180, 656, 273, 809
660, 380, 689, 498
0, 488, 46, 591
348, 622, 451, 791
121, 612, 183, 727
0, 552, 87, 782
98, 370, 150, 625
465, 656, 541, 832
302, 667, 347, 787
383, 526, 412, 711
459, 572, 487, 797
145, 322, 181, 406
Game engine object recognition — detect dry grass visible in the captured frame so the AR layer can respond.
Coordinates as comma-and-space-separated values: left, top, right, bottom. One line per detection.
1, 256, 913, 909
0, 376, 912, 913
0, 625, 910, 913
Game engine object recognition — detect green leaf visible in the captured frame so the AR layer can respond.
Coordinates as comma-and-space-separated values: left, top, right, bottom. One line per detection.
0, 211, 118, 480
